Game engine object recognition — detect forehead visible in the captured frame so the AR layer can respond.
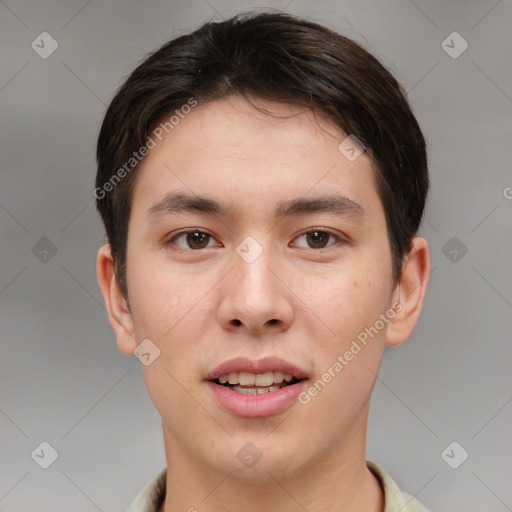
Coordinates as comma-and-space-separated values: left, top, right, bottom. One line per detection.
170, 95, 343, 158
130, 95, 382, 222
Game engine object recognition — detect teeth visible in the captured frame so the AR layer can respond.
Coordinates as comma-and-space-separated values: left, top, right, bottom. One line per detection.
255, 371, 274, 386
239, 371, 256, 386
216, 371, 295, 386
273, 371, 284, 383
231, 385, 282, 395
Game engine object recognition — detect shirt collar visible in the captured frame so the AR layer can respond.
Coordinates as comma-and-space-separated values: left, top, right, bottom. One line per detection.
127, 460, 428, 512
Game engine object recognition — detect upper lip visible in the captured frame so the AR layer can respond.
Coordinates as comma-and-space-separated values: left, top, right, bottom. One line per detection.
205, 356, 309, 381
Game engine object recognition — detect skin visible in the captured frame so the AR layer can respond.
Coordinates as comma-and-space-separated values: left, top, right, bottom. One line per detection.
97, 94, 430, 512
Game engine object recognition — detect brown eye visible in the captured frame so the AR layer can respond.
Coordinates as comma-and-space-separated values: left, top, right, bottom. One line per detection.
168, 230, 216, 249
306, 231, 330, 249
293, 229, 340, 249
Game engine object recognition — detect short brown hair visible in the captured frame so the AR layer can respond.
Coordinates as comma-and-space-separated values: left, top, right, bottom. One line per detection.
95, 10, 428, 301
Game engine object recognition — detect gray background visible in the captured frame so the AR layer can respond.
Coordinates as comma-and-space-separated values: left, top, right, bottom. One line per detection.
1, 1, 511, 511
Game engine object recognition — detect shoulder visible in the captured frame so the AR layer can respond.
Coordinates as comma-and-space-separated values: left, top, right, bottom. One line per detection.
126, 467, 167, 512
366, 460, 430, 512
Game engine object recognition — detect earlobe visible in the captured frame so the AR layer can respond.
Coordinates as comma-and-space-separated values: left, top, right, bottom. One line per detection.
96, 244, 138, 356
385, 237, 430, 347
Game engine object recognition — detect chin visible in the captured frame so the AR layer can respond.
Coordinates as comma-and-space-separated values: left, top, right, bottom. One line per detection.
206, 445, 308, 485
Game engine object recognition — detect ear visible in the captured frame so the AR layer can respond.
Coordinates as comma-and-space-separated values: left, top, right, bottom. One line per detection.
385, 236, 430, 347
96, 243, 138, 356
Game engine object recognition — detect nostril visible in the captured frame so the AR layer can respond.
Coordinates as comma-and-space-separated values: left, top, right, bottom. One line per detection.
232, 319, 242, 326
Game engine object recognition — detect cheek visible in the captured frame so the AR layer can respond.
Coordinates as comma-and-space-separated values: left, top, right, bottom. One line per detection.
295, 261, 391, 404
126, 244, 202, 338
298, 265, 390, 405
128, 260, 212, 427
298, 264, 391, 346
126, 248, 218, 396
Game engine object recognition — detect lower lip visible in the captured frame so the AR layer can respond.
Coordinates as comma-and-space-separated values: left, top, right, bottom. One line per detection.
205, 380, 308, 418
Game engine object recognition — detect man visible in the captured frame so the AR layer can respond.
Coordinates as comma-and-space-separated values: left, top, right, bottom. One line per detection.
95, 11, 430, 512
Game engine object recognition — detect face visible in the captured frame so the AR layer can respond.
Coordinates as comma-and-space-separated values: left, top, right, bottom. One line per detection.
120, 95, 399, 482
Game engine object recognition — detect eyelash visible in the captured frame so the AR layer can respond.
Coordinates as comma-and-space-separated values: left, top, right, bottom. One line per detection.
165, 228, 346, 251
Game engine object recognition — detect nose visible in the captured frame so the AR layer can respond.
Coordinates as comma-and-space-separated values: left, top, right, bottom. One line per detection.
216, 241, 294, 336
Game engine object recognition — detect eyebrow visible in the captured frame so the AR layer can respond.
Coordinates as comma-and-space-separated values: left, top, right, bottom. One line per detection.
146, 192, 365, 220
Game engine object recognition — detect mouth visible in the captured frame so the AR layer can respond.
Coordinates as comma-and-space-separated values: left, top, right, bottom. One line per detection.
204, 356, 309, 414
211, 370, 306, 395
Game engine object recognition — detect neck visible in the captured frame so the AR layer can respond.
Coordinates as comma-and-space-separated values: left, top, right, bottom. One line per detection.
159, 408, 384, 512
